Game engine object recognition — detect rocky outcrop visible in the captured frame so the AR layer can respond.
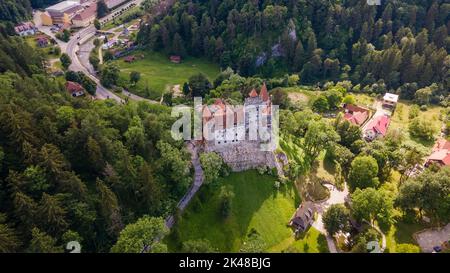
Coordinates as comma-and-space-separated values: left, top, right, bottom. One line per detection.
205, 141, 284, 173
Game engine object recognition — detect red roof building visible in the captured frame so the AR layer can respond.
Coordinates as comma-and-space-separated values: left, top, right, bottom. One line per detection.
343, 104, 370, 126
426, 139, 450, 167
65, 81, 85, 97
170, 55, 181, 63
363, 115, 390, 141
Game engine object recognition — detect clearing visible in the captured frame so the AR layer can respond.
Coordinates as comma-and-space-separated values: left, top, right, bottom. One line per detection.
166, 170, 327, 252
113, 51, 220, 100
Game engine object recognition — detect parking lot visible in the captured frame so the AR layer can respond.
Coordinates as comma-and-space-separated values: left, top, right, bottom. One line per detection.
415, 224, 450, 253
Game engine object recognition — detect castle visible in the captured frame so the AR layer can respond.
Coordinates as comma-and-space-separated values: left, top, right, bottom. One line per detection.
198, 83, 283, 173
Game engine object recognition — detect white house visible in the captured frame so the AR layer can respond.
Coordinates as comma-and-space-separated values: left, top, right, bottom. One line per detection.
382, 93, 399, 108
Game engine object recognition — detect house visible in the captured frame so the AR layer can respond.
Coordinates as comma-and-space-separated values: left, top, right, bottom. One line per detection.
72, 4, 97, 28
14, 22, 36, 36
289, 202, 315, 234
425, 139, 450, 167
343, 104, 370, 127
43, 1, 83, 26
363, 115, 390, 141
36, 37, 49, 47
124, 56, 136, 63
170, 55, 181, 64
65, 81, 85, 97
382, 93, 399, 108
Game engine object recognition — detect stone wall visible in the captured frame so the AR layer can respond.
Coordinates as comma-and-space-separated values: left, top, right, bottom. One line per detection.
204, 140, 283, 173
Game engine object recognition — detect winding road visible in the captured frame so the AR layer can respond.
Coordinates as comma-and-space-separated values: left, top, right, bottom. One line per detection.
35, 0, 154, 104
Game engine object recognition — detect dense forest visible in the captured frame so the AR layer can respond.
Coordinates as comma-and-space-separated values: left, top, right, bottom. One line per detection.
138, 0, 449, 103
0, 32, 192, 252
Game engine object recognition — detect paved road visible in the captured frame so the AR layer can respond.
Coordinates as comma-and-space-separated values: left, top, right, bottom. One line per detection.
166, 142, 204, 228
311, 183, 349, 253
35, 0, 149, 103
415, 223, 450, 253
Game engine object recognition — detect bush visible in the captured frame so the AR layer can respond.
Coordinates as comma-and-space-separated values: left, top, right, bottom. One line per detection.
396, 244, 420, 253
409, 117, 438, 141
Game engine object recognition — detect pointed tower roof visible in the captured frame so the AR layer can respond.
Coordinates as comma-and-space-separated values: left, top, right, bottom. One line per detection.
260, 83, 269, 101
202, 105, 212, 118
249, 88, 258, 98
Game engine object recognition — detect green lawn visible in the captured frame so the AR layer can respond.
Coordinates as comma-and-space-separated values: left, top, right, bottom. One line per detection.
389, 101, 443, 150
113, 51, 220, 100
284, 86, 319, 107
385, 220, 430, 253
165, 170, 326, 252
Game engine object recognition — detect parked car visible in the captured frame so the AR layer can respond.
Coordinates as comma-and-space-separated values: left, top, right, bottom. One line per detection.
433, 246, 442, 252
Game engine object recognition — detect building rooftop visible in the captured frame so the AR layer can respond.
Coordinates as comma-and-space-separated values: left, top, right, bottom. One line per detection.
365, 115, 390, 136
72, 4, 96, 21
46, 1, 80, 13
383, 93, 399, 103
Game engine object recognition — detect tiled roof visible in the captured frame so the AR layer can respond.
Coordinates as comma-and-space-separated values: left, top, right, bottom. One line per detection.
260, 83, 269, 101
249, 88, 258, 98
65, 81, 84, 93
73, 4, 96, 21
365, 115, 390, 136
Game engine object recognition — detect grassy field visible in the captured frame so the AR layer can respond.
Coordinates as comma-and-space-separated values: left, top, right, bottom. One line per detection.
385, 220, 430, 253
113, 51, 220, 100
164, 170, 330, 253
389, 101, 443, 150
283, 86, 319, 107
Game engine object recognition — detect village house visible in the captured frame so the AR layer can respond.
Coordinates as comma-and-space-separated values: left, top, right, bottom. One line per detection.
36, 36, 49, 47
14, 22, 36, 36
426, 139, 450, 167
72, 4, 97, 28
343, 104, 370, 127
363, 115, 390, 141
289, 202, 316, 234
65, 81, 85, 97
170, 55, 182, 64
382, 93, 399, 108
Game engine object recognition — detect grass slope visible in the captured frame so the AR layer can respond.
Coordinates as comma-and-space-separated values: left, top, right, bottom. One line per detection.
113, 51, 220, 100
166, 170, 312, 252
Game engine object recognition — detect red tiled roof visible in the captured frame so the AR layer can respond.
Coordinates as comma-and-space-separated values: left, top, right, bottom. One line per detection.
344, 111, 368, 126
260, 83, 269, 101
344, 104, 369, 114
365, 115, 390, 136
434, 139, 450, 151
65, 81, 84, 93
249, 88, 258, 98
15, 22, 34, 33
73, 4, 97, 21
427, 139, 450, 166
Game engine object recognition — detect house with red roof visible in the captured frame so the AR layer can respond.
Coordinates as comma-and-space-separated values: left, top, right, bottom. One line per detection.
14, 22, 36, 36
425, 139, 450, 167
343, 104, 370, 127
170, 55, 181, 64
72, 4, 97, 28
65, 81, 85, 97
363, 114, 390, 141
